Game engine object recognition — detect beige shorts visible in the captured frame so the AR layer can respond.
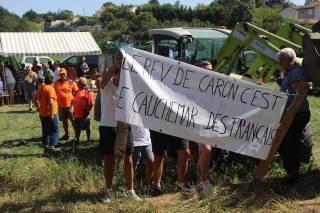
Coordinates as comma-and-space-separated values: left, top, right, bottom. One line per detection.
58, 106, 74, 121
7, 83, 15, 93
91, 80, 96, 88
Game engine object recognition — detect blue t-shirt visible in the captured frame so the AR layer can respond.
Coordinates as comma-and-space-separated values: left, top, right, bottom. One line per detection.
280, 63, 309, 112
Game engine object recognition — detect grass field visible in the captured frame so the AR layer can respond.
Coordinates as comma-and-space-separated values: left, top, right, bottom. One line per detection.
0, 82, 319, 212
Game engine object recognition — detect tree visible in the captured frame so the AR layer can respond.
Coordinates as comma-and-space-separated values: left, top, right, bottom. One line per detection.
56, 9, 74, 20
100, 12, 116, 27
22, 9, 43, 23
0, 6, 11, 19
253, 7, 285, 33
206, 0, 255, 28
133, 12, 157, 38
228, 0, 255, 27
20, 19, 41, 32
103, 2, 116, 7
305, 0, 320, 5
256, 0, 266, 7
148, 0, 160, 5
265, 0, 291, 8
45, 15, 54, 23
0, 15, 20, 32
79, 16, 88, 26
174, 0, 181, 7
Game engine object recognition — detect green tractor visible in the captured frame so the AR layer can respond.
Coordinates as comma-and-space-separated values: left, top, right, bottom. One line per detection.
148, 24, 317, 165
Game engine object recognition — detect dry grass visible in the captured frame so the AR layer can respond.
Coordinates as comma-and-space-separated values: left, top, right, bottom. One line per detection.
0, 83, 319, 212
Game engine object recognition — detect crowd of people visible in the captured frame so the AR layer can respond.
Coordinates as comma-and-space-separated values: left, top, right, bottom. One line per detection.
0, 47, 311, 202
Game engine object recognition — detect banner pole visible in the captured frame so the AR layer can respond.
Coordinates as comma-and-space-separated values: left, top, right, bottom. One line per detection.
252, 82, 310, 190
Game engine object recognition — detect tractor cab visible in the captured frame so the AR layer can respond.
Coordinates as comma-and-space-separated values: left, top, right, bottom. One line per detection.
149, 28, 230, 65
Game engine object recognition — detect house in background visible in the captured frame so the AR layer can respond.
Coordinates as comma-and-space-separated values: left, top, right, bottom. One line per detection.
278, 5, 300, 20
279, 2, 320, 25
95, 5, 138, 17
50, 17, 80, 27
296, 1, 320, 24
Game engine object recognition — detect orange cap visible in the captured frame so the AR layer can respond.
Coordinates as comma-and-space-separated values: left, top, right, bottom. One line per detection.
59, 68, 67, 74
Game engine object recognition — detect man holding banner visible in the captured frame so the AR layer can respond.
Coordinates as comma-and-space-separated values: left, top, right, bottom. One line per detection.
277, 48, 311, 185
98, 53, 142, 203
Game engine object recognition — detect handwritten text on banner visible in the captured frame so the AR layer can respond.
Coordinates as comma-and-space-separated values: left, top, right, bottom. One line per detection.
115, 47, 287, 160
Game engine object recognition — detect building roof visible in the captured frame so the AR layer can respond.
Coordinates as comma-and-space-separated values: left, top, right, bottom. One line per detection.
96, 6, 114, 14
0, 32, 101, 56
277, 5, 301, 14
290, 5, 301, 9
298, 2, 320, 9
51, 20, 67, 26
96, 5, 139, 14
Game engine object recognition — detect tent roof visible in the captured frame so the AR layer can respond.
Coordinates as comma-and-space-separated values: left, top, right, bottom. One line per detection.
0, 32, 101, 57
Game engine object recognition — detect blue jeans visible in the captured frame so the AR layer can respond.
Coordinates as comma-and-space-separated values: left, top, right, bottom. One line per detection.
40, 115, 59, 146
17, 82, 24, 95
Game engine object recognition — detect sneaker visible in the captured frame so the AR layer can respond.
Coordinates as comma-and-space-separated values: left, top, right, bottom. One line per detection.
202, 180, 214, 191
103, 189, 113, 203
28, 108, 32, 112
149, 184, 163, 197
127, 190, 142, 201
48, 149, 59, 158
59, 134, 70, 141
175, 182, 192, 193
43, 148, 49, 154
42, 148, 49, 157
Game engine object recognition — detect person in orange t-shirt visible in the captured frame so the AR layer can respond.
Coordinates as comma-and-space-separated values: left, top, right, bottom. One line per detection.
73, 77, 94, 145
33, 75, 59, 157
54, 68, 78, 141
66, 62, 77, 81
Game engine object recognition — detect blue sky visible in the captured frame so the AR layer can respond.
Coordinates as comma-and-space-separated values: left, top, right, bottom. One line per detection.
0, 0, 306, 17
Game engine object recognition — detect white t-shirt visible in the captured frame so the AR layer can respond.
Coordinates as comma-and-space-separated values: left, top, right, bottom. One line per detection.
99, 79, 118, 127
54, 67, 60, 82
130, 125, 151, 146
5, 68, 15, 85
38, 69, 44, 78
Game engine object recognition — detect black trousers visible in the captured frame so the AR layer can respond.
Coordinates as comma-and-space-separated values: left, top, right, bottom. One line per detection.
278, 111, 310, 175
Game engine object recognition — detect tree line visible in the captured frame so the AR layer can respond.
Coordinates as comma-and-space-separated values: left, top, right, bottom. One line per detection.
0, 0, 315, 45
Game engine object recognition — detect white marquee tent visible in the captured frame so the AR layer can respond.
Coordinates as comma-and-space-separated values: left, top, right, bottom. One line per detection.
0, 32, 101, 95
0, 32, 101, 56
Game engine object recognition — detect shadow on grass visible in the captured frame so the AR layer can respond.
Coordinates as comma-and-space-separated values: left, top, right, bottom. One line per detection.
0, 153, 40, 159
0, 190, 102, 213
0, 110, 37, 114
59, 140, 104, 167
0, 137, 42, 149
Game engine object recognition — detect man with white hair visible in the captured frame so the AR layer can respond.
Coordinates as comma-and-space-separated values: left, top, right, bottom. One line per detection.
277, 48, 310, 184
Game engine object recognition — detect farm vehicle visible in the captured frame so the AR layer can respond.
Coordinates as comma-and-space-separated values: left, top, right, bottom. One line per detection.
148, 22, 319, 164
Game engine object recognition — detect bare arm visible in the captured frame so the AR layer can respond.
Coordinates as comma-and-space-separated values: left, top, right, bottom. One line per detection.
86, 104, 93, 116
282, 81, 306, 117
85, 64, 89, 73
291, 81, 303, 92
32, 94, 39, 109
100, 53, 122, 89
49, 98, 54, 119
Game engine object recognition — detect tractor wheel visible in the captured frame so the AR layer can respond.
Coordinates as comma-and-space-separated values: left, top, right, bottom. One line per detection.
300, 122, 314, 163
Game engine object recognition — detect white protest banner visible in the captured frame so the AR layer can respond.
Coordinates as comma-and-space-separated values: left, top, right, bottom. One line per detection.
116, 46, 288, 160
